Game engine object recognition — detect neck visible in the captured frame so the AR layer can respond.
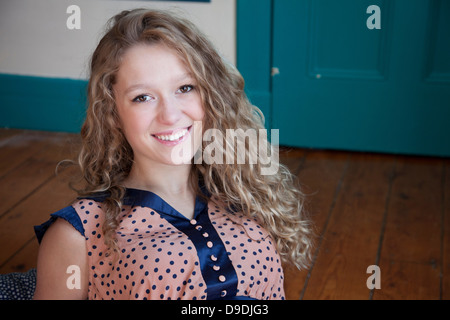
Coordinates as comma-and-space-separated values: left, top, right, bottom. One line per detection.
124, 160, 194, 198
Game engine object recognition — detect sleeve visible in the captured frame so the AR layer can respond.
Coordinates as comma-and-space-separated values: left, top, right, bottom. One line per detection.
34, 206, 85, 244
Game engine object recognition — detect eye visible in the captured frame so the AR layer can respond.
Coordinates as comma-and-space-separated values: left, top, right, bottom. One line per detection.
177, 85, 194, 94
132, 94, 153, 103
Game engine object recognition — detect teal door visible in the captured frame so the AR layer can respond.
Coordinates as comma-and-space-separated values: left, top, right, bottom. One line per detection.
249, 0, 450, 156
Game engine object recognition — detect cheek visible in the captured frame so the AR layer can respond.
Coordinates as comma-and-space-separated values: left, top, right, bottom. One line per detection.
189, 95, 205, 121
117, 107, 150, 144
193, 108, 205, 122
126, 118, 152, 142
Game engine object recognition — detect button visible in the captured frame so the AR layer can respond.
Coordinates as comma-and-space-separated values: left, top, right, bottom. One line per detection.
210, 255, 217, 261
202, 232, 209, 238
221, 290, 227, 297
218, 275, 226, 282
195, 225, 202, 231
190, 219, 197, 225
206, 241, 213, 248
213, 265, 220, 271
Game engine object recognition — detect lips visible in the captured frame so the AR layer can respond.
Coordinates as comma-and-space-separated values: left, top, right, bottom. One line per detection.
152, 125, 192, 142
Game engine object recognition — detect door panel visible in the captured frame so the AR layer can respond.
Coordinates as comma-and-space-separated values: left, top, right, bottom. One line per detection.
423, 0, 450, 83
272, 0, 450, 156
307, 0, 390, 80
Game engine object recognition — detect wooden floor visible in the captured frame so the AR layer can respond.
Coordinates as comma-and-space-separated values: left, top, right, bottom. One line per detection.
0, 128, 448, 300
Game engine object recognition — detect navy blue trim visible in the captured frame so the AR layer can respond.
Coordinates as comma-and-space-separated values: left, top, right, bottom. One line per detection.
156, 203, 239, 300
77, 181, 211, 210
34, 206, 85, 243
36, 186, 240, 299
124, 188, 239, 300
123, 188, 207, 220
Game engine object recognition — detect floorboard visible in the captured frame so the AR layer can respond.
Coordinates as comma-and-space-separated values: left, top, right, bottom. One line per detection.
283, 149, 350, 299
443, 160, 450, 299
301, 153, 395, 299
374, 156, 444, 299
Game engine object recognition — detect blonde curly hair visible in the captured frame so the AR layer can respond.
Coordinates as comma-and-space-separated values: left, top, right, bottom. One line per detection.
75, 8, 314, 270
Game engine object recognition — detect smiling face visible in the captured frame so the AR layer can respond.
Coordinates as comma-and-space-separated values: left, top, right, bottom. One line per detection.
113, 43, 205, 168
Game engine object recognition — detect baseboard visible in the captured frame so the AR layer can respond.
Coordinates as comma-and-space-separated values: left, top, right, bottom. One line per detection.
0, 73, 88, 133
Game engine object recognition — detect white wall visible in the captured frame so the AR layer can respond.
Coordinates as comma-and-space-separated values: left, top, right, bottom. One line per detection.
0, 0, 236, 79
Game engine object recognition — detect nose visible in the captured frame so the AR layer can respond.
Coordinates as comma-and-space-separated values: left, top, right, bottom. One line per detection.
156, 95, 182, 125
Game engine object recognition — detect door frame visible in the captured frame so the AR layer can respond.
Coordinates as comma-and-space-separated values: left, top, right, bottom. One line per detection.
236, 0, 274, 130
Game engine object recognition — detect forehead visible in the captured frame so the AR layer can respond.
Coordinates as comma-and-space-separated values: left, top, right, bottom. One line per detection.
115, 43, 192, 89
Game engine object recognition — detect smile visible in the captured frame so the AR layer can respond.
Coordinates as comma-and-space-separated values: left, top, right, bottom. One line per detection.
152, 125, 192, 143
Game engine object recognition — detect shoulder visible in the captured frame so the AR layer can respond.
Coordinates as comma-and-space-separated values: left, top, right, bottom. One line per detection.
34, 196, 108, 244
39, 217, 86, 249
34, 216, 88, 299
34, 203, 88, 244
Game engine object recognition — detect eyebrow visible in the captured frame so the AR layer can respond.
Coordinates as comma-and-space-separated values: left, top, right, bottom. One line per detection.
124, 84, 150, 95
123, 73, 194, 95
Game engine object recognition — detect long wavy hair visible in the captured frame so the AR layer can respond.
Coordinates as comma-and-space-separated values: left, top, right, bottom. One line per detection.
76, 8, 314, 270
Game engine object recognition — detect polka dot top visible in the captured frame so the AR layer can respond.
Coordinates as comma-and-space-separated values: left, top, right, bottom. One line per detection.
35, 188, 285, 300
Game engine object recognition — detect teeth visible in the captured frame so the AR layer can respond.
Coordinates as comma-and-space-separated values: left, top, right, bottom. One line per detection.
155, 128, 188, 141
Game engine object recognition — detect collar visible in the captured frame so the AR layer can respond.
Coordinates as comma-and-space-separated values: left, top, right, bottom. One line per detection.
123, 188, 208, 221
78, 182, 210, 221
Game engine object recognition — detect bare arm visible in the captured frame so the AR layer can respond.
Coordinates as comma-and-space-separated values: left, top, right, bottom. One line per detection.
33, 218, 88, 300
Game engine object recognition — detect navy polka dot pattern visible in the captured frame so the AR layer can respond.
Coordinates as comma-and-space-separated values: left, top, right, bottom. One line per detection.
0, 269, 36, 300
211, 210, 284, 299
39, 188, 285, 300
